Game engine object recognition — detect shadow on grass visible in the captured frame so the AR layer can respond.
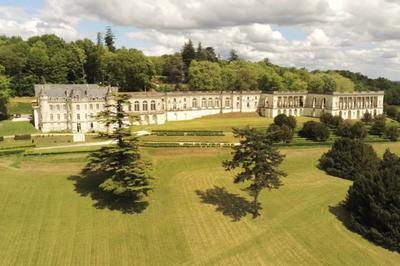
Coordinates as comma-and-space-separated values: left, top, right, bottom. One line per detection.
68, 171, 148, 214
195, 186, 259, 221
329, 203, 352, 228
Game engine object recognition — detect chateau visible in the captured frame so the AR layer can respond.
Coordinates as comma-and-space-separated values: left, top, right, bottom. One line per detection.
33, 84, 384, 133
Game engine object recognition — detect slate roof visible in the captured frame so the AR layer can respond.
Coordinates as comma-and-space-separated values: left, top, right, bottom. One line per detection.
34, 84, 118, 98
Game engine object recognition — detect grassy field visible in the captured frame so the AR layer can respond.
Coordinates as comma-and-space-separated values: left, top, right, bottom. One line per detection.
0, 121, 39, 136
135, 112, 318, 132
7, 97, 34, 114
0, 143, 399, 265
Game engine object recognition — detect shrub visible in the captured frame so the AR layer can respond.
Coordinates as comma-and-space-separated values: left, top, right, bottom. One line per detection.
299, 121, 330, 141
344, 149, 400, 252
384, 125, 399, 141
266, 124, 294, 143
274, 114, 296, 129
318, 138, 380, 180
384, 104, 398, 119
320, 113, 343, 128
361, 112, 373, 123
369, 115, 386, 136
14, 134, 31, 140
0, 136, 3, 142
336, 120, 367, 139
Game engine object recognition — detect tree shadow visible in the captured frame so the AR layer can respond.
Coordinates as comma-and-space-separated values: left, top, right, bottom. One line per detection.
68, 170, 148, 214
195, 186, 259, 221
329, 203, 352, 228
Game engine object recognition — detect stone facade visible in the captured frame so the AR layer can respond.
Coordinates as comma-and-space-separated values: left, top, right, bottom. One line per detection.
33, 84, 384, 133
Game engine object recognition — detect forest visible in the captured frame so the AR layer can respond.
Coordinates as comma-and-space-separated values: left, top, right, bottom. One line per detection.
1, 27, 400, 115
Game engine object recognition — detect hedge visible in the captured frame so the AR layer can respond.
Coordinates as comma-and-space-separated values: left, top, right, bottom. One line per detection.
0, 148, 26, 156
0, 136, 3, 142
140, 142, 236, 148
0, 144, 36, 150
151, 130, 224, 136
24, 149, 94, 157
14, 134, 31, 140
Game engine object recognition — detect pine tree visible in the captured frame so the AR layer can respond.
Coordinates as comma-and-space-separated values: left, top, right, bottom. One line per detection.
83, 93, 152, 210
104, 26, 116, 52
181, 40, 196, 81
223, 127, 286, 218
96, 32, 103, 47
229, 49, 239, 62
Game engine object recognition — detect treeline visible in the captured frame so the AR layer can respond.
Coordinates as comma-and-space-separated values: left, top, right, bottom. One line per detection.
0, 29, 399, 101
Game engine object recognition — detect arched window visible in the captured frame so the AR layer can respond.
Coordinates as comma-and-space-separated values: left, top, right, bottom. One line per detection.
312, 98, 316, 108
128, 102, 132, 112
202, 98, 207, 108
173, 98, 177, 110
134, 101, 140, 111
192, 98, 198, 108
151, 100, 156, 111
215, 98, 219, 107
321, 98, 326, 109
208, 98, 213, 107
143, 101, 148, 111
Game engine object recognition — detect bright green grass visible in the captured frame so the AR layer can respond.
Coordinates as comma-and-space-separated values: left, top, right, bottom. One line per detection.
0, 143, 399, 265
134, 113, 318, 132
0, 121, 39, 136
7, 97, 34, 114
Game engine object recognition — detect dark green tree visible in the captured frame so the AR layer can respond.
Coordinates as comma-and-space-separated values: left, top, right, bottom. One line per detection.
228, 49, 239, 62
181, 40, 196, 81
266, 124, 294, 143
384, 125, 399, 141
163, 54, 184, 88
320, 112, 343, 128
345, 149, 400, 252
274, 114, 297, 129
0, 65, 11, 120
104, 26, 116, 52
336, 120, 367, 139
299, 121, 330, 141
370, 115, 386, 136
361, 112, 373, 124
83, 93, 152, 211
319, 138, 380, 180
223, 127, 286, 218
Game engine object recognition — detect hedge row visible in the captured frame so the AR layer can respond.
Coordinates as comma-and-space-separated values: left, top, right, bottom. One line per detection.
0, 144, 36, 150
14, 134, 31, 140
0, 148, 26, 156
151, 130, 224, 136
24, 149, 94, 157
140, 142, 236, 148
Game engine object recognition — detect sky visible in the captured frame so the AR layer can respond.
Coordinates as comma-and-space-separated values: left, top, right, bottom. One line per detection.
0, 0, 400, 80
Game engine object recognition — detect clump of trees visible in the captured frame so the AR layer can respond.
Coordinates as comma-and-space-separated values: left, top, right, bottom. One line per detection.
318, 138, 380, 180
369, 115, 386, 136
299, 121, 330, 141
336, 120, 367, 139
223, 127, 286, 218
319, 112, 343, 128
0, 65, 10, 119
81, 93, 152, 212
266, 114, 296, 143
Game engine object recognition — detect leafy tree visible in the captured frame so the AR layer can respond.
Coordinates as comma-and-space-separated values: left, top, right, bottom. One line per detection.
83, 93, 152, 210
195, 42, 208, 61
104, 26, 116, 52
163, 54, 184, 87
345, 149, 400, 252
319, 138, 380, 180
384, 125, 399, 141
321, 74, 336, 93
370, 115, 386, 136
188, 60, 222, 91
266, 124, 294, 143
0, 65, 11, 120
384, 104, 398, 119
204, 47, 218, 62
361, 112, 373, 124
320, 112, 343, 128
299, 121, 330, 141
274, 114, 296, 129
336, 120, 367, 139
223, 127, 286, 218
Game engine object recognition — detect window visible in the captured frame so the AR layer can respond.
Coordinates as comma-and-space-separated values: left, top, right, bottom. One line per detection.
128, 103, 132, 112
76, 104, 80, 111
208, 98, 213, 107
90, 104, 93, 110
50, 114, 53, 121
63, 104, 66, 111
77, 114, 80, 120
225, 97, 230, 107
202, 98, 207, 108
143, 101, 148, 111
134, 101, 140, 111
50, 105, 53, 111
96, 104, 99, 109
64, 114, 67, 120
173, 98, 177, 110
183, 103, 187, 109
192, 98, 198, 108
56, 105, 60, 111
215, 98, 219, 107
85, 104, 87, 110
151, 100, 156, 111
57, 114, 60, 121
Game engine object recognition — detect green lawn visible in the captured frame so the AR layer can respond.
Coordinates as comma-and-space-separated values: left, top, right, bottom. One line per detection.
135, 112, 318, 132
0, 143, 399, 265
0, 121, 39, 136
7, 97, 34, 114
